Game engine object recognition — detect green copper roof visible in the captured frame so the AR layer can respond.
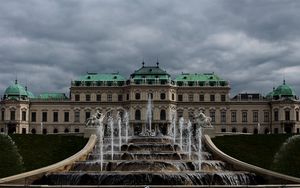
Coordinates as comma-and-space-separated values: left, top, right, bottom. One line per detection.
175, 73, 225, 81
37, 93, 67, 100
131, 63, 170, 79
27, 91, 35, 98
272, 80, 296, 97
76, 73, 125, 82
4, 80, 28, 97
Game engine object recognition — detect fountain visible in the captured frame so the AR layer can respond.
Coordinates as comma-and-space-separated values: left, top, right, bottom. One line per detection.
33, 110, 259, 186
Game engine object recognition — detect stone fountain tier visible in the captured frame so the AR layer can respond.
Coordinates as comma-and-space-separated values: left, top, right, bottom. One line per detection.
71, 160, 226, 172
33, 171, 259, 185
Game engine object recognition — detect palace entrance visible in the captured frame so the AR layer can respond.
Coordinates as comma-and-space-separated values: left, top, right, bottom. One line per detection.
7, 123, 16, 134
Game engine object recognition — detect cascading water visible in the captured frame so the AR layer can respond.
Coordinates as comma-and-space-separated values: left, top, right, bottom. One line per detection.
198, 126, 203, 171
172, 113, 177, 144
179, 117, 184, 150
124, 111, 129, 143
96, 115, 104, 171
117, 112, 122, 151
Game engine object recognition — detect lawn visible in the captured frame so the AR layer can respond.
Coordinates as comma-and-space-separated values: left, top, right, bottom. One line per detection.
0, 134, 88, 178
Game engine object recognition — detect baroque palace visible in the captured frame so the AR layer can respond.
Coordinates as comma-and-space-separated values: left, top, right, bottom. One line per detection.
0, 63, 299, 135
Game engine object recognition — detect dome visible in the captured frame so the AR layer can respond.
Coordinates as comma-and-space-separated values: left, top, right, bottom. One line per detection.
271, 80, 296, 99
4, 80, 28, 99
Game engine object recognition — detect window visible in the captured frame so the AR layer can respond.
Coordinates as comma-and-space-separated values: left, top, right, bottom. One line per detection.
107, 94, 112, 102
274, 128, 279, 134
160, 93, 166, 100
221, 111, 226, 123
135, 93, 141, 100
188, 94, 193, 102
264, 112, 269, 122
31, 112, 36, 122
231, 111, 237, 122
96, 94, 101, 101
10, 111, 15, 121
64, 112, 69, 122
221, 95, 226, 102
172, 93, 175, 100
135, 110, 141, 120
31, 128, 36, 134
1, 110, 4, 121
64, 128, 69, 133
75, 94, 80, 101
85, 94, 90, 101
242, 128, 247, 133
75, 128, 80, 133
210, 95, 215, 102
285, 110, 290, 121
53, 128, 58, 133
210, 111, 215, 123
177, 110, 183, 118
199, 95, 204, 101
118, 94, 123, 101
274, 111, 279, 121
160, 110, 166, 120
253, 111, 258, 122
42, 112, 47, 122
232, 128, 237, 133
85, 111, 91, 120
297, 111, 299, 121
42, 128, 47, 134
53, 112, 58, 122
126, 94, 129, 100
178, 94, 183, 101
22, 111, 26, 121
74, 111, 80, 122
242, 111, 247, 123
148, 93, 153, 99
221, 128, 226, 132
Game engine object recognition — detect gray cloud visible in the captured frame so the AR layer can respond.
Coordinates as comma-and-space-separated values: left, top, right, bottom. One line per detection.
0, 0, 300, 96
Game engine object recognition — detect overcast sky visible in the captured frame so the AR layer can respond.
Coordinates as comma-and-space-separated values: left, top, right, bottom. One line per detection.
1, 0, 300, 97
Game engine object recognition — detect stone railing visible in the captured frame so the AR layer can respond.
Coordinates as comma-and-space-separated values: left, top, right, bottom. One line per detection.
204, 134, 300, 184
0, 134, 97, 185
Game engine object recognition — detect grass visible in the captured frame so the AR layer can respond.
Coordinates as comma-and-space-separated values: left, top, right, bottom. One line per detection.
0, 134, 88, 178
212, 134, 300, 177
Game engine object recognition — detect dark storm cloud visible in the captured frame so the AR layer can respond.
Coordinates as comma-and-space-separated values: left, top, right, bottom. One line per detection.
0, 0, 300, 96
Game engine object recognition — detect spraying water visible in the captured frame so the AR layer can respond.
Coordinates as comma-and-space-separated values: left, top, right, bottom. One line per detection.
198, 126, 203, 171
96, 114, 104, 171
40, 122, 43, 134
124, 111, 129, 143
179, 117, 184, 150
117, 112, 122, 151
172, 113, 177, 144
187, 120, 192, 160
108, 116, 114, 160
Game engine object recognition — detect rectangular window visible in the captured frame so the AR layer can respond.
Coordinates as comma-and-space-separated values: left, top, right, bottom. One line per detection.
107, 94, 112, 102
253, 111, 258, 122
285, 111, 290, 121
242, 111, 247, 123
96, 94, 101, 101
118, 94, 123, 101
264, 111, 269, 122
42, 112, 47, 122
64, 112, 69, 122
178, 94, 183, 101
74, 111, 80, 122
172, 94, 175, 100
1, 110, 4, 121
221, 95, 226, 102
274, 111, 279, 121
188, 94, 193, 102
221, 111, 226, 123
297, 111, 299, 121
10, 111, 15, 121
53, 112, 58, 122
199, 95, 204, 101
75, 94, 80, 101
22, 111, 26, 121
177, 110, 183, 118
126, 94, 129, 100
231, 111, 237, 122
31, 112, 36, 122
210, 111, 215, 123
210, 95, 215, 102
85, 111, 91, 120
86, 94, 91, 101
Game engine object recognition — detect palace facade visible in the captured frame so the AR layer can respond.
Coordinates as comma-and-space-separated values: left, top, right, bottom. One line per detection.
1, 63, 299, 135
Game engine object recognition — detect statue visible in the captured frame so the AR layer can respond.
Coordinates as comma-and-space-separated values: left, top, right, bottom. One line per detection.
86, 110, 105, 127
194, 112, 212, 128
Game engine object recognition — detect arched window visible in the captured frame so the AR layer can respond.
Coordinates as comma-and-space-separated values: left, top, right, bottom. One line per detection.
53, 128, 58, 134
242, 128, 247, 133
42, 128, 47, 135
253, 128, 258, 134
264, 128, 269, 134
31, 128, 36, 134
232, 128, 236, 133
135, 110, 141, 120
0, 128, 4, 132
64, 128, 69, 133
160, 110, 166, 120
